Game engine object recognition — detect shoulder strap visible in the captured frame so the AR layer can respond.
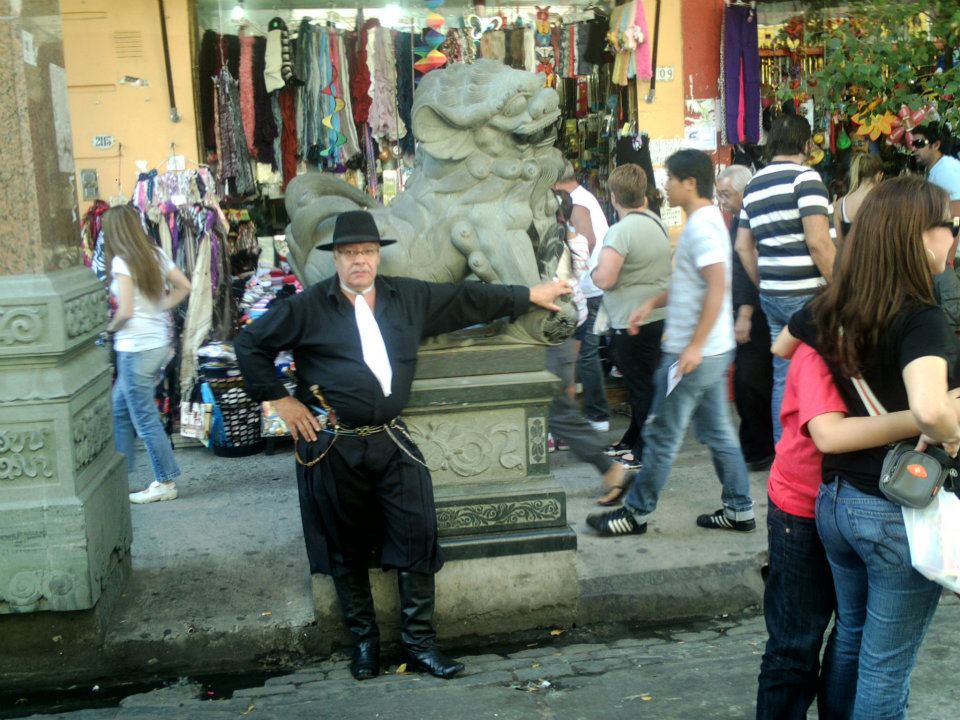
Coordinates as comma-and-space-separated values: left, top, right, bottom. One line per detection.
623, 211, 669, 241
851, 375, 888, 416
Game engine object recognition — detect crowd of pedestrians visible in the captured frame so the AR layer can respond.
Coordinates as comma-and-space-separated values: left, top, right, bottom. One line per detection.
107, 96, 960, 715
570, 117, 960, 719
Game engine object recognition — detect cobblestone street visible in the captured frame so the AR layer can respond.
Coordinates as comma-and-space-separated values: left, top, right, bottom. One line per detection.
16, 602, 960, 720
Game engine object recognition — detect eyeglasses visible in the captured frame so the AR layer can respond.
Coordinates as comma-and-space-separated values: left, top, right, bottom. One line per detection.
911, 137, 930, 149
336, 247, 380, 260
934, 218, 960, 238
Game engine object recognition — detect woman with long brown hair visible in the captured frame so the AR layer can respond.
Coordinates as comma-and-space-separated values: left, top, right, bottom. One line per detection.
103, 205, 192, 504
784, 176, 960, 717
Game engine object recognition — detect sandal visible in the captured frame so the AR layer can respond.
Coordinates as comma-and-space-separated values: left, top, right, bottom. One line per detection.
596, 472, 636, 506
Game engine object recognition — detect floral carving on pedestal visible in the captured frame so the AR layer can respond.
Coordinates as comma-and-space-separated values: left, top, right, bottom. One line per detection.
0, 306, 46, 346
527, 416, 546, 465
73, 398, 112, 472
2, 570, 76, 612
406, 419, 523, 477
0, 428, 54, 482
436, 498, 562, 531
64, 290, 107, 339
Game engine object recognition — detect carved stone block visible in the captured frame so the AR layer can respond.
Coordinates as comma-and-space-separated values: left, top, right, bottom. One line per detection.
0, 424, 57, 488
0, 267, 129, 614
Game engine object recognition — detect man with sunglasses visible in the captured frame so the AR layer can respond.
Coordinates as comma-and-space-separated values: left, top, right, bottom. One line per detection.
913, 124, 960, 335
235, 210, 571, 683
912, 124, 960, 220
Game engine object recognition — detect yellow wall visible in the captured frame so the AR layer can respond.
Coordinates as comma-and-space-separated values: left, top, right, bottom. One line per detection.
634, 0, 684, 141
61, 0, 198, 212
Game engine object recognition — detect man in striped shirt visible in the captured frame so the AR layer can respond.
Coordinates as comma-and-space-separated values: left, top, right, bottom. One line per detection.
735, 115, 834, 442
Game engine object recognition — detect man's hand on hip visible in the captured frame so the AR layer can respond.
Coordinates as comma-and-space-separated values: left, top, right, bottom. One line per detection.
271, 396, 323, 442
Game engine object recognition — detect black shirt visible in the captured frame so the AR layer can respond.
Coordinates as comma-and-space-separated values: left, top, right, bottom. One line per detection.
234, 274, 531, 426
789, 302, 953, 495
729, 221, 760, 311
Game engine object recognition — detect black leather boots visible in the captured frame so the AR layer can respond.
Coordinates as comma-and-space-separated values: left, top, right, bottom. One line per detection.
397, 571, 465, 679
333, 570, 464, 680
332, 571, 381, 680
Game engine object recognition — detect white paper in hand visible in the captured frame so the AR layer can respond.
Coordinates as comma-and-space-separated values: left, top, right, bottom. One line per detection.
666, 362, 682, 396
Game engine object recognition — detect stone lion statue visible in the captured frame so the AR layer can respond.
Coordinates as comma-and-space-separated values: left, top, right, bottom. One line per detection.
283, 60, 576, 345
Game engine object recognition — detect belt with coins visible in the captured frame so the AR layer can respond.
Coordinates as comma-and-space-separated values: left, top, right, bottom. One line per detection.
294, 385, 427, 469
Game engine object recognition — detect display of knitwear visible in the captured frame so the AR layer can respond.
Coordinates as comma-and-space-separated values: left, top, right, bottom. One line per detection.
196, 8, 613, 201
252, 35, 278, 166
239, 35, 257, 154
239, 266, 302, 326
608, 1, 652, 86
367, 24, 407, 143
199, 31, 240, 151
215, 66, 257, 197
439, 28, 476, 65
278, 87, 298, 190
394, 31, 416, 155
351, 19, 376, 125
80, 200, 110, 270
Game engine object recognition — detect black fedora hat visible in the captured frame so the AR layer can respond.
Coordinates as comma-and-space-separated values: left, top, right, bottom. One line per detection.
317, 210, 397, 251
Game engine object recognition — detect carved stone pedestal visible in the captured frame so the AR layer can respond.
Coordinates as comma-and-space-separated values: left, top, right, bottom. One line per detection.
312, 344, 578, 641
0, 268, 130, 616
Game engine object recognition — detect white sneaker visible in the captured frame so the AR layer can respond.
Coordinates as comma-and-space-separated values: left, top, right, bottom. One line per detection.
588, 420, 610, 433
129, 481, 178, 504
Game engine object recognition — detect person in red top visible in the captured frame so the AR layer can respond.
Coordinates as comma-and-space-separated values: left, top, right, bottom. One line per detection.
757, 341, 956, 719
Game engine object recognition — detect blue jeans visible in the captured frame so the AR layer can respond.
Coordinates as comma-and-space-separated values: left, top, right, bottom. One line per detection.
113, 347, 180, 483
575, 296, 610, 422
624, 351, 753, 519
757, 500, 838, 720
759, 293, 812, 444
815, 480, 942, 719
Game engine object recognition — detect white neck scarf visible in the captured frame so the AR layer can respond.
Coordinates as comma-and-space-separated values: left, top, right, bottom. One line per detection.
341, 282, 392, 397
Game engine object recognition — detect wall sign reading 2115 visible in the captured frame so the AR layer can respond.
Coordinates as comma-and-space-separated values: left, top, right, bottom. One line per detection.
92, 135, 115, 150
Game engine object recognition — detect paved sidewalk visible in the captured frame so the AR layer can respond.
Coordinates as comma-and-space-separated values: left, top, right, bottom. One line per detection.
2, 414, 771, 694
20, 602, 960, 719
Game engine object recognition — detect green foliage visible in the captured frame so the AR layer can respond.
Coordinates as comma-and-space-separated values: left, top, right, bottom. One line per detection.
777, 0, 960, 132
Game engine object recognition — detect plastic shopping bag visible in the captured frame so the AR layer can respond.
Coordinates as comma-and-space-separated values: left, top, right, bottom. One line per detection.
902, 490, 960, 592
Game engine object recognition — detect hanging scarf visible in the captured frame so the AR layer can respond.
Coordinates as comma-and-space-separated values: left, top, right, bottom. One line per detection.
216, 66, 256, 197
394, 31, 415, 156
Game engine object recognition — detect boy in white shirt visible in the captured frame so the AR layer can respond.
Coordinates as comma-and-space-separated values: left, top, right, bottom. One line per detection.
587, 149, 755, 536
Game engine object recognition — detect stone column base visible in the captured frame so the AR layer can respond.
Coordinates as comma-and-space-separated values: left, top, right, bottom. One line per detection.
0, 267, 131, 614
312, 547, 579, 645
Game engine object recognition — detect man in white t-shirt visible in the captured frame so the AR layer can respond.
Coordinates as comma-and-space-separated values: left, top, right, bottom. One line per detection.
554, 161, 611, 432
587, 149, 754, 537
913, 123, 960, 218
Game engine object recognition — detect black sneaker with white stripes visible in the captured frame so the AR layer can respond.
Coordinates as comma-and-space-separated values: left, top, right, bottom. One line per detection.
696, 509, 756, 532
603, 442, 631, 457
586, 507, 647, 536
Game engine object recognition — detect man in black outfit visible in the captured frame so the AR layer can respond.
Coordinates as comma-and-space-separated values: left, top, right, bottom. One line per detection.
235, 211, 570, 681
716, 166, 775, 471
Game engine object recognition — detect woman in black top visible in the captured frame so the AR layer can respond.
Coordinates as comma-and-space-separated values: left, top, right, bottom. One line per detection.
786, 176, 960, 719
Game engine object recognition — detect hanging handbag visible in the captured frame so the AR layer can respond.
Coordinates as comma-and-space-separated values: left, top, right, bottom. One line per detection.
851, 376, 959, 508
179, 383, 213, 446
878, 440, 957, 509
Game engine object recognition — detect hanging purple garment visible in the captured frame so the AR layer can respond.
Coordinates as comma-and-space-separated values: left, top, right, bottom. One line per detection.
722, 5, 761, 145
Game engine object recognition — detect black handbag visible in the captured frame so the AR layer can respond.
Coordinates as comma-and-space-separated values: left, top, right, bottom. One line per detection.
879, 441, 958, 509
852, 376, 959, 508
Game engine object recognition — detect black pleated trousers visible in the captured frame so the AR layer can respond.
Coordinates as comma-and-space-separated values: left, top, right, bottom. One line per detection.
295, 427, 443, 578
733, 308, 775, 463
